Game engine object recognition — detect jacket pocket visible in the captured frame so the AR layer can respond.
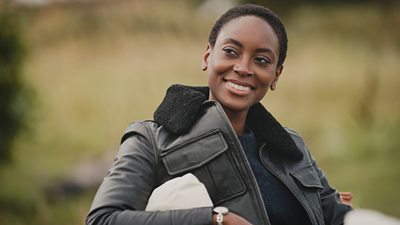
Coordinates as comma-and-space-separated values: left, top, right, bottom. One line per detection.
291, 163, 325, 224
160, 130, 246, 205
161, 130, 228, 175
291, 163, 323, 189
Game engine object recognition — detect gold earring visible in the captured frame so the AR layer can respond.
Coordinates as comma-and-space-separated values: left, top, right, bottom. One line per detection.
270, 83, 276, 91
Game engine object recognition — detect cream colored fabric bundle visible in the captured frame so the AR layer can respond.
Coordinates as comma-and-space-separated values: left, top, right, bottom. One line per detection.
345, 209, 400, 225
145, 173, 213, 211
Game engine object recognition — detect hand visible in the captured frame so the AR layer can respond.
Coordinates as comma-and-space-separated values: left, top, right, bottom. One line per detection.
339, 192, 353, 206
212, 212, 253, 225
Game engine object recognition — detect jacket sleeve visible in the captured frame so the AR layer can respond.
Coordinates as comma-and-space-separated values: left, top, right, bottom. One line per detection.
86, 122, 213, 225
286, 127, 352, 225
307, 147, 352, 225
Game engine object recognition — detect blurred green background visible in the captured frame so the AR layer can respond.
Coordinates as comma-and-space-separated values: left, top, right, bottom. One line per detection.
0, 0, 399, 224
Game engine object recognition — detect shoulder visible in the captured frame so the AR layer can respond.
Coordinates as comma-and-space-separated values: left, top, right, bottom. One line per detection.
284, 127, 305, 145
283, 127, 312, 158
121, 120, 161, 144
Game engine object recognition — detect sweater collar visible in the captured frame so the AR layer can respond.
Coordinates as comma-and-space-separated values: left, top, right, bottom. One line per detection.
154, 84, 303, 161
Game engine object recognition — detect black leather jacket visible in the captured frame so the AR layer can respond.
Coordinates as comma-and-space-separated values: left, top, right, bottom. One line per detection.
86, 85, 351, 225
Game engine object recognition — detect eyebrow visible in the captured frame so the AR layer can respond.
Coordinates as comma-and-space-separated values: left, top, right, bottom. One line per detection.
223, 38, 275, 55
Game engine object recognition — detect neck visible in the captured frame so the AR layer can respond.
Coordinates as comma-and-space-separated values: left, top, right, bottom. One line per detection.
223, 107, 248, 136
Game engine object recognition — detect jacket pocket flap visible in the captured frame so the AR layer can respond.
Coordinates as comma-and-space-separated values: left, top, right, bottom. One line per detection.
291, 164, 323, 189
161, 130, 228, 175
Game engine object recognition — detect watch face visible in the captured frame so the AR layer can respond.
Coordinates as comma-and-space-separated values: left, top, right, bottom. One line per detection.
214, 206, 229, 214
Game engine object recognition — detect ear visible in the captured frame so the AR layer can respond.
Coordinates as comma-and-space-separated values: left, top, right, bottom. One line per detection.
275, 65, 283, 81
202, 44, 211, 71
271, 65, 283, 91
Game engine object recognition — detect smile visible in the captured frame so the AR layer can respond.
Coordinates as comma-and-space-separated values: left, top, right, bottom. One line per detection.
224, 80, 252, 91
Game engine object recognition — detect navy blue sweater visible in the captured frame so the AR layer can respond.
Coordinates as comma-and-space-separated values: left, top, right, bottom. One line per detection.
238, 129, 311, 225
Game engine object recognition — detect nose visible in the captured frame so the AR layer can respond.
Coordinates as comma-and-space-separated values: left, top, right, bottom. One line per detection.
233, 57, 253, 76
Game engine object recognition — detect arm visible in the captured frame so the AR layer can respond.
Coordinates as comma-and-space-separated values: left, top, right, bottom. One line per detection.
86, 122, 212, 225
309, 153, 352, 225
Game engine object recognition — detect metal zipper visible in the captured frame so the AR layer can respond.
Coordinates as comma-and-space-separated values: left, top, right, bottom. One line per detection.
212, 102, 271, 225
258, 143, 317, 225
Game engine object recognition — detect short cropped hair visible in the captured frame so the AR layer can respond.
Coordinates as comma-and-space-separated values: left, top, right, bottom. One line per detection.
208, 4, 288, 67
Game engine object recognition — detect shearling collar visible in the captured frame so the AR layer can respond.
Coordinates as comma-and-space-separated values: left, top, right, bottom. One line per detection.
154, 84, 303, 161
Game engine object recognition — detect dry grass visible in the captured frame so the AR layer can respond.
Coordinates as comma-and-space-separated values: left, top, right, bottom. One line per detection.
1, 1, 399, 224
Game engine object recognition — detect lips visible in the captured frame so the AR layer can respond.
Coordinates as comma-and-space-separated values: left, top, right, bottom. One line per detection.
223, 79, 255, 93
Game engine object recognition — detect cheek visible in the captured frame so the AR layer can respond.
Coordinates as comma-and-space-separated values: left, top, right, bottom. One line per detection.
256, 85, 269, 99
209, 54, 232, 75
257, 72, 274, 87
254, 70, 277, 97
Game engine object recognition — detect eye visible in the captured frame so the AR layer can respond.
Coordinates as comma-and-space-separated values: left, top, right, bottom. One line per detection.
254, 56, 271, 65
222, 47, 239, 57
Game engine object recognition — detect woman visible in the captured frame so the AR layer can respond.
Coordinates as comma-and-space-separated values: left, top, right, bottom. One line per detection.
86, 4, 352, 225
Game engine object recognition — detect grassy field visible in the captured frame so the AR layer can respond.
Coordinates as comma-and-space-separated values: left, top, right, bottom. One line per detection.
1, 1, 399, 224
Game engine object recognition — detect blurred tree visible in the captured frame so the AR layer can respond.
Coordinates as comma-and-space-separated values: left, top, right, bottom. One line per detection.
0, 3, 30, 163
238, 0, 397, 13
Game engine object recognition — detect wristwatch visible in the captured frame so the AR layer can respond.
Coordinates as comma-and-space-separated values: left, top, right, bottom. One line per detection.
213, 206, 229, 225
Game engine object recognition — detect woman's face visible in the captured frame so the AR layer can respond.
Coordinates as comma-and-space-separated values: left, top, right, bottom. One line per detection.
203, 16, 282, 114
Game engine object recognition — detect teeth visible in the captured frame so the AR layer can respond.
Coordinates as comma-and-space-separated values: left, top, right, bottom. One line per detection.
226, 81, 250, 91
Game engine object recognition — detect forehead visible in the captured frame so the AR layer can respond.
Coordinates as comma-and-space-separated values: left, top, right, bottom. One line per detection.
216, 16, 279, 51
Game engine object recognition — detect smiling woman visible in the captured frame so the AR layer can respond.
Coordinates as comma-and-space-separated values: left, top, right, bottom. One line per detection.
86, 4, 352, 225
204, 15, 283, 135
